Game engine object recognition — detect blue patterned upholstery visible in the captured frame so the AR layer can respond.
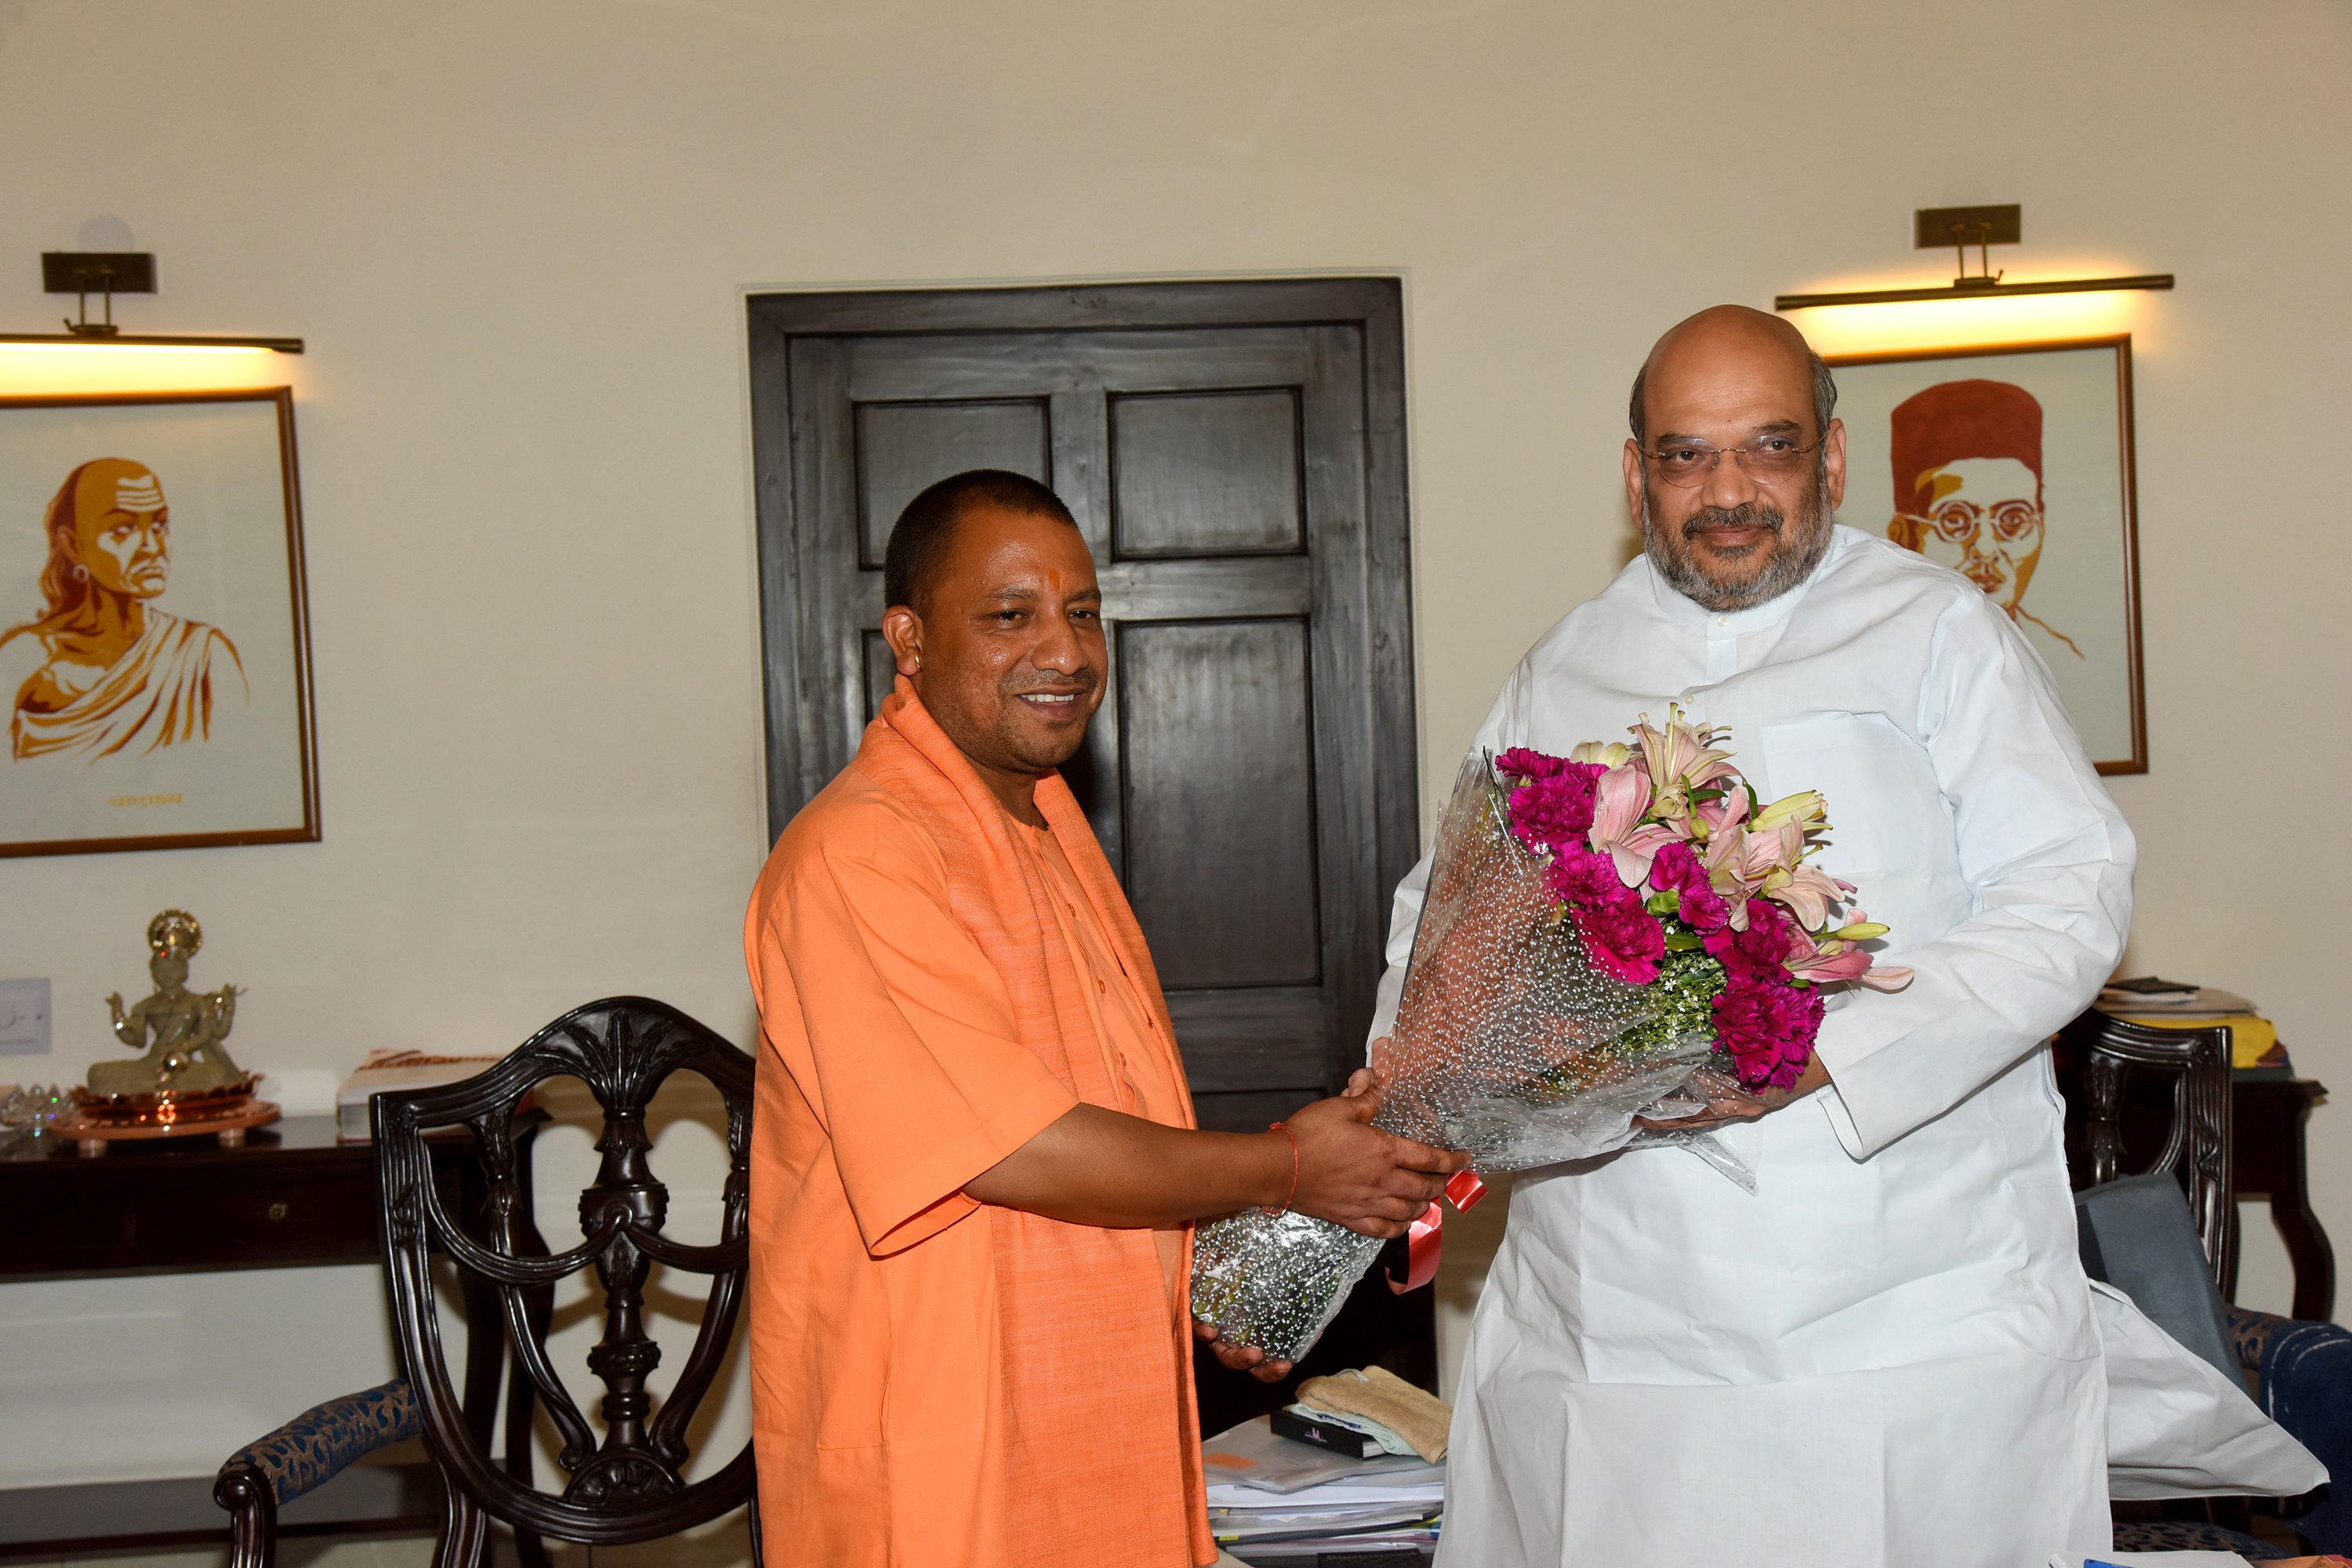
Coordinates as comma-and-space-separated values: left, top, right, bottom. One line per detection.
2231, 1305, 2352, 1553
2111, 1518, 2292, 1556
220, 1379, 423, 1505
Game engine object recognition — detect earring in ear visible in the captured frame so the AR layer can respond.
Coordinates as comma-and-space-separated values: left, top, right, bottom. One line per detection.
912, 653, 922, 671
71, 563, 89, 583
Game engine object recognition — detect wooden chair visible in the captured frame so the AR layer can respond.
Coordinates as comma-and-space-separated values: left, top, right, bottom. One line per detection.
2057, 1008, 2236, 1287
2053, 1009, 2327, 1554
214, 998, 759, 1568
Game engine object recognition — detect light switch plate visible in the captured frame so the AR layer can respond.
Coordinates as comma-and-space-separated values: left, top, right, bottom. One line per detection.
0, 979, 52, 1054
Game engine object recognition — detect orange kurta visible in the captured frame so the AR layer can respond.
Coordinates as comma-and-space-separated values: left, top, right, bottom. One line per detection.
744, 682, 1213, 1568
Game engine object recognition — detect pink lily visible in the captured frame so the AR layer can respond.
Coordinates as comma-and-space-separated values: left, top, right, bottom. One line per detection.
1699, 819, 1758, 927
1700, 818, 1807, 929
1740, 820, 1807, 884
1691, 782, 1751, 844
1787, 942, 1916, 990
1632, 710, 1740, 793
1766, 862, 1849, 931
1588, 764, 1679, 887
1784, 942, 1875, 985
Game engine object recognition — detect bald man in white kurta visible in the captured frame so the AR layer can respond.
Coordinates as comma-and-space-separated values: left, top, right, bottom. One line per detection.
1377, 525, 2132, 1566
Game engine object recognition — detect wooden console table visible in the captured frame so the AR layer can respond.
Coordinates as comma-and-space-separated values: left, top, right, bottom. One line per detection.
2229, 1076, 2335, 1322
2060, 1036, 2335, 1323
0, 1113, 535, 1558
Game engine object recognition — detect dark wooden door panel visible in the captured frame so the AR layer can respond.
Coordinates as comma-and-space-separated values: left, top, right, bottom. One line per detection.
750, 281, 1414, 1122
1167, 985, 1331, 1134
1119, 617, 1320, 990
854, 397, 1051, 566
1109, 389, 1305, 559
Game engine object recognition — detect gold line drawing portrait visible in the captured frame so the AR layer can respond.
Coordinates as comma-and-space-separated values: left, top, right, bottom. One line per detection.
1884, 379, 2081, 658
1, 456, 249, 760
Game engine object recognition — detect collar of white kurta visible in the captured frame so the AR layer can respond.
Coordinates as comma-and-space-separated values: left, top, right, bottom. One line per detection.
1639, 522, 1861, 633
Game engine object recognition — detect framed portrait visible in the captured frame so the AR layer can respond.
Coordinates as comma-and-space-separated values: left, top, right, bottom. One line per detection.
0, 388, 318, 856
1828, 336, 2146, 774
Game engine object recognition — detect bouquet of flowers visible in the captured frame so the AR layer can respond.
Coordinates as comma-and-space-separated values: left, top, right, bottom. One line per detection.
1190, 710, 1911, 1362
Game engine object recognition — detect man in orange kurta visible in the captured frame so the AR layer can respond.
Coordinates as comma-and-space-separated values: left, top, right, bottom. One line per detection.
745, 471, 1463, 1567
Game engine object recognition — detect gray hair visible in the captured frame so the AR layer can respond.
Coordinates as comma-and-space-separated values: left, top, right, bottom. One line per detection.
1628, 350, 1839, 448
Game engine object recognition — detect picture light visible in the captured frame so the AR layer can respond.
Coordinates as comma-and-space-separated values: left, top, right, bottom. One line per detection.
1775, 206, 2173, 311
1, 252, 303, 352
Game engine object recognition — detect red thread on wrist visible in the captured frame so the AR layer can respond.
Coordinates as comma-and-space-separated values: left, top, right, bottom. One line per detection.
1261, 1122, 1299, 1217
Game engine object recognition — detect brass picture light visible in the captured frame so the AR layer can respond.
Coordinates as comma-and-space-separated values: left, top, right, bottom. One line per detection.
2, 252, 303, 352
1775, 207, 2173, 311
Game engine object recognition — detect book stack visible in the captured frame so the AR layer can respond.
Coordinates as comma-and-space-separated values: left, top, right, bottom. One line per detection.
334, 1049, 510, 1140
2094, 976, 2286, 1074
1201, 1414, 1443, 1562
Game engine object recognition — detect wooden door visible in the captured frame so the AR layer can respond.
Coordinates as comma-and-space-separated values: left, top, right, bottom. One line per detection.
746, 281, 1416, 1133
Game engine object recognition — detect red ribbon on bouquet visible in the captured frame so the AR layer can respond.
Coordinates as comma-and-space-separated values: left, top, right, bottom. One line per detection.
1385, 1168, 1488, 1294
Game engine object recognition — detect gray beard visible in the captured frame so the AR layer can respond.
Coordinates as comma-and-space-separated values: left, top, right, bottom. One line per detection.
1641, 466, 1834, 613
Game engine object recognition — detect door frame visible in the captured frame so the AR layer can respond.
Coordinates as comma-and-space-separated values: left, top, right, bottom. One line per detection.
744, 278, 1418, 940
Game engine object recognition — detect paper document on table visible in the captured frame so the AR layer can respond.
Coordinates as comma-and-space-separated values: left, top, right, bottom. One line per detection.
1207, 1480, 1444, 1508
2095, 984, 2256, 1014
1200, 1414, 1446, 1495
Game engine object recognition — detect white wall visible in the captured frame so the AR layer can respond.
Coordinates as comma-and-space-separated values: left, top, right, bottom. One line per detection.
2, 0, 2345, 1482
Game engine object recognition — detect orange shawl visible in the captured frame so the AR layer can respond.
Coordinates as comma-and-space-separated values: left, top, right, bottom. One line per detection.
746, 681, 1212, 1567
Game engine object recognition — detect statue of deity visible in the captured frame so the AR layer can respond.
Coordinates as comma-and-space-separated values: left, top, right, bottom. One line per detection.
89, 909, 248, 1098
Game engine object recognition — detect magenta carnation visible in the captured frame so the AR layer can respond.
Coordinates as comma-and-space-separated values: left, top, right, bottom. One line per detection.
1647, 841, 1730, 932
1711, 974, 1825, 1089
1571, 888, 1666, 985
1704, 896, 1804, 978
1507, 765, 1602, 851
1495, 747, 1570, 782
1544, 843, 1624, 907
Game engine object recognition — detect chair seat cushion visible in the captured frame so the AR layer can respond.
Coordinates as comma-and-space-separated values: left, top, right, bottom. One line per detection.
2078, 1171, 2238, 1384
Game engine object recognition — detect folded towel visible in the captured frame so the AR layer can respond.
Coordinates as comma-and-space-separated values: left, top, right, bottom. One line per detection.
1296, 1365, 1452, 1461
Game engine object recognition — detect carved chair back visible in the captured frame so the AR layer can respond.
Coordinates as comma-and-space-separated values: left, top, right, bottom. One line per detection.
373, 997, 755, 1565
2056, 1009, 2235, 1290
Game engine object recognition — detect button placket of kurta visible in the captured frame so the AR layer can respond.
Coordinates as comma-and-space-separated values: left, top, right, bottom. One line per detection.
1013, 822, 1172, 1116
1011, 818, 1191, 1321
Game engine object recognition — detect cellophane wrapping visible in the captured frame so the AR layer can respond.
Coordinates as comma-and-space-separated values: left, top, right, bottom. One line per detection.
1189, 751, 1733, 1363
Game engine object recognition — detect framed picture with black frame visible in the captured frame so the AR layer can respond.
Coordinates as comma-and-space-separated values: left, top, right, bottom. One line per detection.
1827, 336, 2146, 774
0, 387, 319, 855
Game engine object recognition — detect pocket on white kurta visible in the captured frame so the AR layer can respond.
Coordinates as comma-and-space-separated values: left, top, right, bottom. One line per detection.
1758, 712, 1922, 874
1759, 711, 1962, 941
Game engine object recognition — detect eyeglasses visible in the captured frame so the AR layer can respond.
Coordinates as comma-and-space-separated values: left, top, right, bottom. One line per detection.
1646, 432, 1826, 488
1903, 499, 2042, 545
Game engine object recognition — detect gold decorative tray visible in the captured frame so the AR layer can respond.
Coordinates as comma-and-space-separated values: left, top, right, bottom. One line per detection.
56, 1077, 279, 1155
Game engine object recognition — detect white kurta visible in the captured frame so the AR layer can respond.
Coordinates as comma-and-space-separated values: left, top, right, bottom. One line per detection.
1377, 527, 2134, 1568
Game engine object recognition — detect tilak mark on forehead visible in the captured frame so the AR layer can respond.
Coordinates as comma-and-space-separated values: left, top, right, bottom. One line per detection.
112, 474, 164, 511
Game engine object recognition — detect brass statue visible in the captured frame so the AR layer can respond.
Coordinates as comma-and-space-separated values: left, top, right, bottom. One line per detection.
89, 910, 248, 1097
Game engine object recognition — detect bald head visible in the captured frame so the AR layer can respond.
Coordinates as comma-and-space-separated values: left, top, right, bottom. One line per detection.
64, 456, 172, 601
1629, 306, 1835, 449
